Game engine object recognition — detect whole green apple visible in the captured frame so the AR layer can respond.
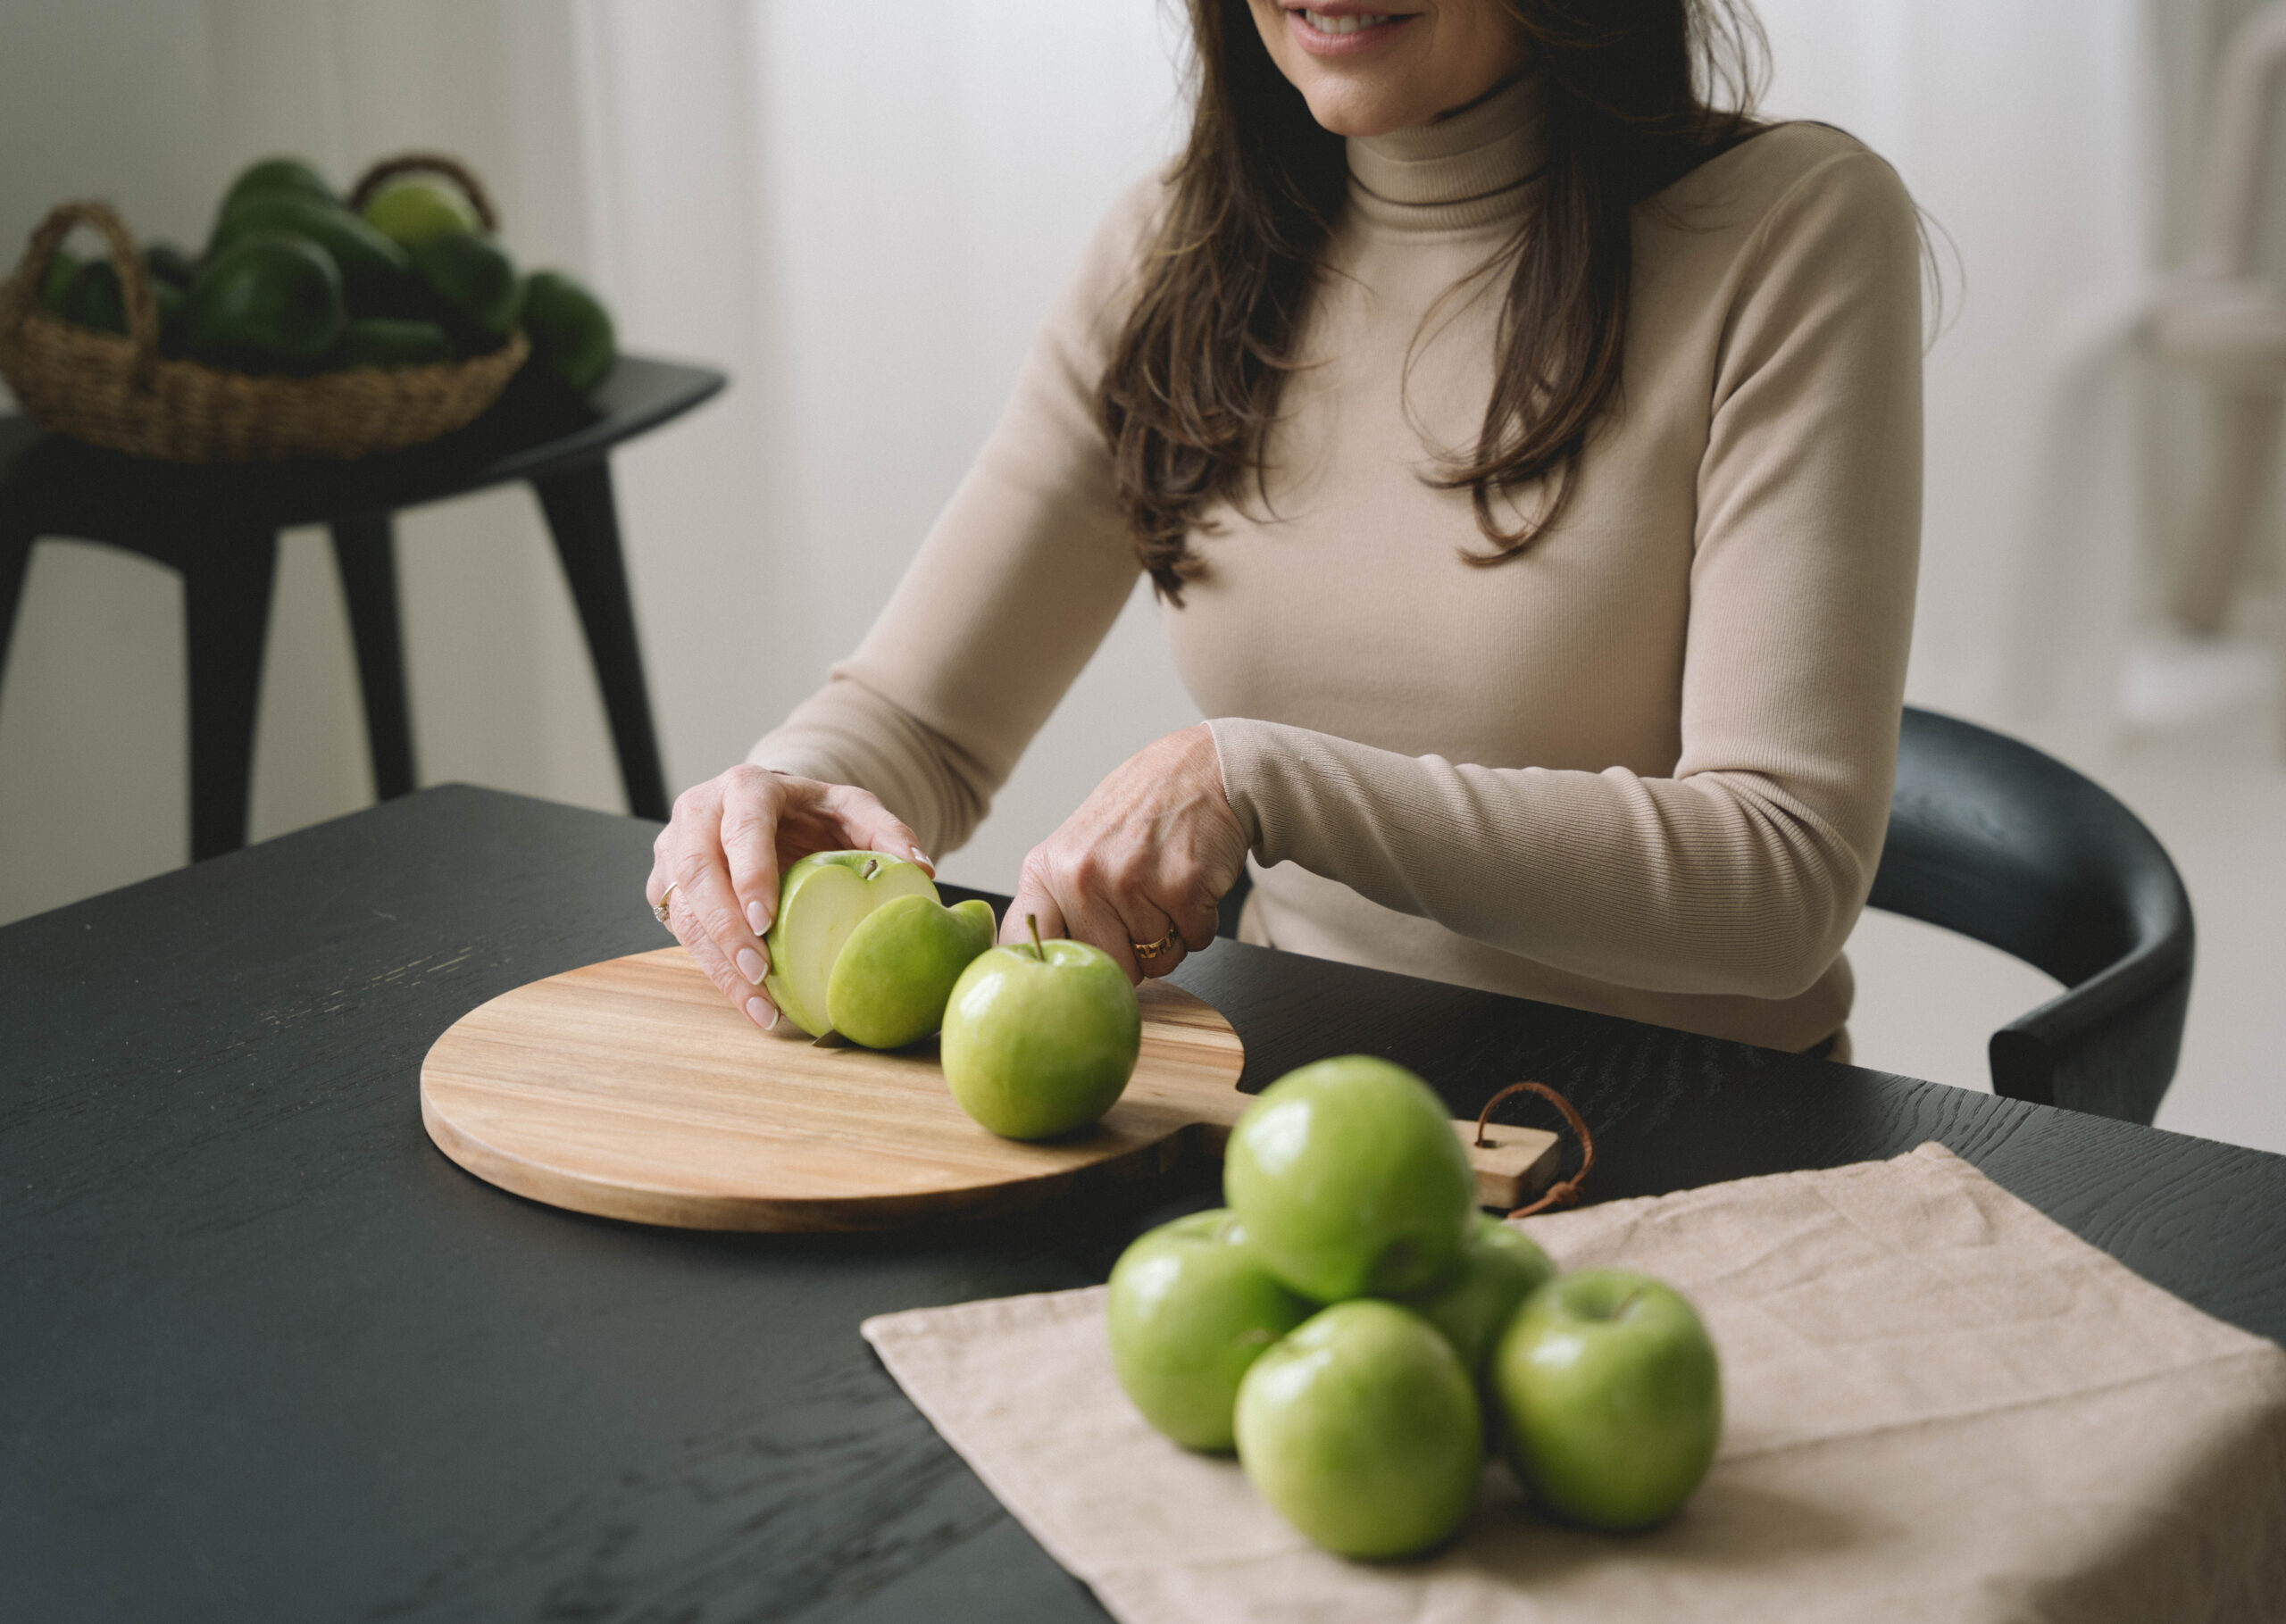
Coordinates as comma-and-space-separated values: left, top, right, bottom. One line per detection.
1234, 1299, 1481, 1559
360, 178, 482, 247
939, 919, 1141, 1139
1222, 1055, 1475, 1303
762, 850, 938, 1038
1105, 1208, 1315, 1452
1491, 1268, 1722, 1531
825, 894, 996, 1049
1399, 1213, 1556, 1381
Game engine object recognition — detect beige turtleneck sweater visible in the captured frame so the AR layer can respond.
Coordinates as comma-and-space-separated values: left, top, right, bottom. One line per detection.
749, 76, 1923, 1054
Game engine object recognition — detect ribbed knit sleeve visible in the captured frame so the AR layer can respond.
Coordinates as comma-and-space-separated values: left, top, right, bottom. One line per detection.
1212, 147, 1923, 1000
746, 180, 1160, 856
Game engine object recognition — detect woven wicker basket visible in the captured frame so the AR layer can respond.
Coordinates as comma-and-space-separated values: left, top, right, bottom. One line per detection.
0, 154, 529, 462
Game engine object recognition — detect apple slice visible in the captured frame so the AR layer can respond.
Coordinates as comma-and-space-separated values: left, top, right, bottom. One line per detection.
827, 895, 997, 1049
761, 851, 938, 1037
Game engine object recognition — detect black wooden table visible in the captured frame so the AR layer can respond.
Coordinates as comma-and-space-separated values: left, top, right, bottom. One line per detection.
8, 787, 2284, 1622
0, 356, 724, 860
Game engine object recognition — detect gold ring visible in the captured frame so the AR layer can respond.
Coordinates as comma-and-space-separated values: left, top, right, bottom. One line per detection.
1130, 929, 1178, 962
652, 880, 679, 925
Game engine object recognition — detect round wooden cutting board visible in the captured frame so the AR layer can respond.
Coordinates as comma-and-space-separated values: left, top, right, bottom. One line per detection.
421, 946, 1558, 1232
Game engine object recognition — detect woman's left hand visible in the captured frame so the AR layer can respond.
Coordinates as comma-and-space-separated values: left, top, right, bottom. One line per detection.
1005, 723, 1249, 982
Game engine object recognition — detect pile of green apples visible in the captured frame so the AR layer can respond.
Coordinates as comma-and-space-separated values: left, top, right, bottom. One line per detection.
761, 851, 1142, 1138
1108, 1055, 1722, 1559
38, 154, 614, 392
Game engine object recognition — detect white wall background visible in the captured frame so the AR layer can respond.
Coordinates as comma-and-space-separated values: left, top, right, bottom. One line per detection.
1757, 1, 2158, 755
0, 0, 2264, 926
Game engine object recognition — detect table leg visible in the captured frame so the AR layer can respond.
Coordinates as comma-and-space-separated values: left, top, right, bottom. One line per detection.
0, 520, 31, 687
530, 459, 669, 820
330, 513, 418, 801
181, 529, 279, 862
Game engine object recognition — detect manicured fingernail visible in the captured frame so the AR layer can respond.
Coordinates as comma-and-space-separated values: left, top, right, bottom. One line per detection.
737, 947, 767, 985
909, 846, 935, 872
746, 901, 769, 935
746, 995, 778, 1031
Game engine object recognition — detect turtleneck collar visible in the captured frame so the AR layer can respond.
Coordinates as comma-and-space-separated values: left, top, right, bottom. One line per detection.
1344, 69, 1545, 234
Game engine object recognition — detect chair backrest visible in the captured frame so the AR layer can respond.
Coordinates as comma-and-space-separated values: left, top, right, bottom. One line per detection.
1869, 707, 2195, 1123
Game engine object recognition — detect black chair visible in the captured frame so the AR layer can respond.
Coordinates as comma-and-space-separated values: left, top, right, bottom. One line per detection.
1214, 706, 2194, 1124
1870, 706, 2192, 1124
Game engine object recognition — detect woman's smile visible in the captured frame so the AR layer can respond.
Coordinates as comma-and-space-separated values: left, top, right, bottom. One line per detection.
1283, 4, 1422, 59
1256, 1, 1522, 133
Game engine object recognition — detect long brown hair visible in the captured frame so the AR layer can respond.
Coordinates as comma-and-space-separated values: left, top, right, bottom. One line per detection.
1100, 0, 1769, 601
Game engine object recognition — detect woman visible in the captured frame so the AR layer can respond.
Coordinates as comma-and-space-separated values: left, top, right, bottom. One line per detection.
647, 0, 1921, 1062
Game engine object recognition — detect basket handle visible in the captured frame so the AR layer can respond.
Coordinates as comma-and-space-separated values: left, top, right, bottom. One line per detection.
346, 153, 500, 232
10, 199, 162, 387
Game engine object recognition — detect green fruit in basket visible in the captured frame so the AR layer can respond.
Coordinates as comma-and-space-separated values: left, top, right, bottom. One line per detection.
521, 269, 616, 394
221, 155, 335, 214
40, 248, 83, 315
361, 179, 482, 248
62, 260, 126, 335
211, 195, 412, 312
184, 233, 345, 371
144, 242, 197, 289
143, 254, 194, 352
154, 280, 188, 356
56, 258, 185, 345
334, 316, 455, 371
140, 277, 188, 347
408, 231, 521, 339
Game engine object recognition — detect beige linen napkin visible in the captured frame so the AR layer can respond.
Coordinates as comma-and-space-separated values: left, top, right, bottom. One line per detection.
863, 1143, 2286, 1622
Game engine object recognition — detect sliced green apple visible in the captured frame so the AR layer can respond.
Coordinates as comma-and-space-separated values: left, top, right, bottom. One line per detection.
827, 895, 997, 1049
761, 851, 938, 1037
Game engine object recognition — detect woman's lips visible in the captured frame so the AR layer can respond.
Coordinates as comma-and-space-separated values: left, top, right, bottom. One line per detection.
1284, 7, 1421, 57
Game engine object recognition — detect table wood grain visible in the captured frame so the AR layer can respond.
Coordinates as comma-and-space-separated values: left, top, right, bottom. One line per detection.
6, 785, 2283, 1622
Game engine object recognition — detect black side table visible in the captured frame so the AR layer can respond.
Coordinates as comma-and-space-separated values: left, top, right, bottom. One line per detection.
0, 355, 724, 859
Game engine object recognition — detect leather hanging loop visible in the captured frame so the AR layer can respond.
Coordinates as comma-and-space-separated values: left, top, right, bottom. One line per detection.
1474, 1079, 1595, 1219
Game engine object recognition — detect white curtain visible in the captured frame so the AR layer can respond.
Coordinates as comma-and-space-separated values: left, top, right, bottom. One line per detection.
0, 0, 2228, 922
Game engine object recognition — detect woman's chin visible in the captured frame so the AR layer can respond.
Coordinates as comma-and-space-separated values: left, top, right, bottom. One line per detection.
1296, 79, 1436, 138
1263, 1, 1530, 137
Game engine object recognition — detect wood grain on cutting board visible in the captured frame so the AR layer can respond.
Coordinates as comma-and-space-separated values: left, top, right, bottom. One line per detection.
421, 947, 1556, 1231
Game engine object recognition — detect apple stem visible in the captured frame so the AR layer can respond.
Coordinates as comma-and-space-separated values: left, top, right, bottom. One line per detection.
1612, 1288, 1644, 1321
1025, 912, 1046, 962
861, 857, 879, 880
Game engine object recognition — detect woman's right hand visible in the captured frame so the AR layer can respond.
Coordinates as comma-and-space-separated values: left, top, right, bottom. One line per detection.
646, 765, 932, 1031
